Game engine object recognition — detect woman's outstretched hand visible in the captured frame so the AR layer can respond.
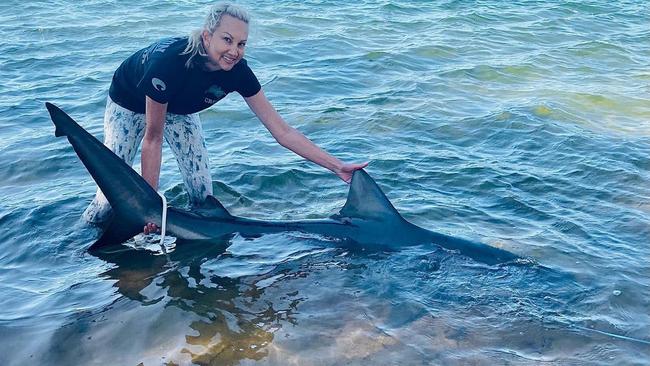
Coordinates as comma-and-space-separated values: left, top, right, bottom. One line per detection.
336, 162, 369, 184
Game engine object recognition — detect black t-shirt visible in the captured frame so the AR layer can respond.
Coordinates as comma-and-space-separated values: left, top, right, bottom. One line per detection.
109, 37, 261, 115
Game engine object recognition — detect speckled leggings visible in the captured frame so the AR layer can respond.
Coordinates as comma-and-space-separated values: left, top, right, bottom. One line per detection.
82, 97, 213, 224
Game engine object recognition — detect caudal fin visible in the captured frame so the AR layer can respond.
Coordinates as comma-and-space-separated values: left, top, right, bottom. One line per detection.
46, 102, 77, 137
46, 102, 162, 249
89, 219, 142, 250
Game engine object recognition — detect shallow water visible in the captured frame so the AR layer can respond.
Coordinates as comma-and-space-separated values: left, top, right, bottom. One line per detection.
1, 1, 649, 365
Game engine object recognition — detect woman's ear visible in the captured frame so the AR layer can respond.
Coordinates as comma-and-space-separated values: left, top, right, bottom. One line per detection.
202, 30, 210, 46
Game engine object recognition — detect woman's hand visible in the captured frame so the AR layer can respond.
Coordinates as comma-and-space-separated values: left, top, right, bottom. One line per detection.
336, 162, 369, 184
244, 91, 369, 185
143, 222, 159, 235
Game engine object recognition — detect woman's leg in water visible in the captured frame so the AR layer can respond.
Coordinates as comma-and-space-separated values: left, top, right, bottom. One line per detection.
163, 112, 213, 207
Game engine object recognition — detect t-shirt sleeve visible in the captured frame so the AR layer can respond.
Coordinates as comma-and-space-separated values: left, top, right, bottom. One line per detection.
136, 56, 182, 104
236, 60, 262, 98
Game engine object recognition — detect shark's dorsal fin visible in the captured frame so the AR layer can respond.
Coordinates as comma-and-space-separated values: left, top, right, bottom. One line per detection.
193, 195, 232, 219
337, 169, 404, 221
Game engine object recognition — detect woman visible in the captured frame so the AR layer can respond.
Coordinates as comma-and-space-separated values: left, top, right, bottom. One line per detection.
83, 3, 367, 233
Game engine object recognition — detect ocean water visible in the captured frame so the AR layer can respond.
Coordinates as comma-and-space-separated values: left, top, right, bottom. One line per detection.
1, 0, 649, 365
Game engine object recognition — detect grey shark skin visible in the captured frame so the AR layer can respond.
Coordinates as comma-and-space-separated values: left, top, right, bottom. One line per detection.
46, 102, 518, 265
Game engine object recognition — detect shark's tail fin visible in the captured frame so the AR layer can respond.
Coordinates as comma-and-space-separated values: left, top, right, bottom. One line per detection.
46, 102, 161, 250
90, 220, 142, 250
46, 102, 77, 138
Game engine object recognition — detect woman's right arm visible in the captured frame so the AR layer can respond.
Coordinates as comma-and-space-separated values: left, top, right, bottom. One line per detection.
141, 96, 167, 191
141, 96, 167, 235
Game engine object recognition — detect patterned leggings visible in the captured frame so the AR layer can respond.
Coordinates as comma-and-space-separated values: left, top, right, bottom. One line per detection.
82, 97, 213, 224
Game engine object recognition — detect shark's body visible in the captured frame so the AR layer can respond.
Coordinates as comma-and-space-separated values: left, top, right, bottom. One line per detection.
46, 102, 518, 265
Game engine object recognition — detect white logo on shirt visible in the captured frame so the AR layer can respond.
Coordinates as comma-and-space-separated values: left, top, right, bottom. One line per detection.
152, 78, 167, 92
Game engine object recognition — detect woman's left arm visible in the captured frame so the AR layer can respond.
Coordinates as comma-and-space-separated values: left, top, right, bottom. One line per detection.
244, 89, 367, 183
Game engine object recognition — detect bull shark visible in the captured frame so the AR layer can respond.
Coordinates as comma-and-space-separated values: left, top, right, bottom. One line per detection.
45, 102, 518, 265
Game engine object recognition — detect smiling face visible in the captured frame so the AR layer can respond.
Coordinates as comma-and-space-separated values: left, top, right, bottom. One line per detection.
202, 14, 249, 71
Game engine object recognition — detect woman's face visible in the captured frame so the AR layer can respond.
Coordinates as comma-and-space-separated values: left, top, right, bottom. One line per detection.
202, 15, 248, 71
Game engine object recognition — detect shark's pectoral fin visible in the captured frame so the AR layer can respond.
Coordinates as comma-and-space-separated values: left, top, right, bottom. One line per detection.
338, 169, 405, 222
193, 195, 232, 219
89, 219, 141, 250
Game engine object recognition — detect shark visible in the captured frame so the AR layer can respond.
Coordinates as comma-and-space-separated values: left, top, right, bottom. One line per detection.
45, 102, 518, 265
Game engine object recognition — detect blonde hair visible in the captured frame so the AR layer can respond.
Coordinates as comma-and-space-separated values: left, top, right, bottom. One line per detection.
181, 3, 250, 68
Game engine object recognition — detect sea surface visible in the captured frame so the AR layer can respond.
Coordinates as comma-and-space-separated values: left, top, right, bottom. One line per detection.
1, 1, 649, 365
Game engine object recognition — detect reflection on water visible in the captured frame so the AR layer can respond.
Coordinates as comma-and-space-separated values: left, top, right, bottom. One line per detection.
1, 227, 648, 365
33, 238, 646, 365
45, 239, 303, 365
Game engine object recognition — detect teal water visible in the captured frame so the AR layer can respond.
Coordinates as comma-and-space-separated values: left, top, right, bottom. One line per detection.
1, 1, 650, 364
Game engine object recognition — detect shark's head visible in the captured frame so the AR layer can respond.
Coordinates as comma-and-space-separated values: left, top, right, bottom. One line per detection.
335, 170, 518, 265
